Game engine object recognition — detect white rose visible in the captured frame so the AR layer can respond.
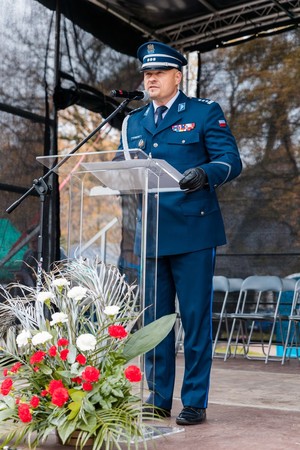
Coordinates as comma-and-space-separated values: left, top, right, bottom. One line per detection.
103, 305, 120, 316
67, 286, 87, 301
32, 331, 53, 346
53, 278, 70, 288
50, 312, 69, 326
16, 329, 32, 347
76, 333, 97, 351
36, 291, 55, 303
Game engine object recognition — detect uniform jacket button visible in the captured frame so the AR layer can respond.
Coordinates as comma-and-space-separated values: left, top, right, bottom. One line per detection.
153, 143, 158, 147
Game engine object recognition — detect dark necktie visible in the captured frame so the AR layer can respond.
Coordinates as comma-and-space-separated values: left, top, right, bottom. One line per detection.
156, 105, 168, 127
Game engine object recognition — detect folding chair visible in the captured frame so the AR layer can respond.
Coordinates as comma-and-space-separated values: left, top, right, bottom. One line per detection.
212, 276, 243, 358
281, 279, 300, 364
273, 278, 298, 363
224, 275, 284, 363
212, 276, 230, 357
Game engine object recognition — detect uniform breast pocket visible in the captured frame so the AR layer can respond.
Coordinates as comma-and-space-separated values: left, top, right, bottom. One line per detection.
180, 196, 219, 217
168, 130, 200, 146
166, 131, 203, 166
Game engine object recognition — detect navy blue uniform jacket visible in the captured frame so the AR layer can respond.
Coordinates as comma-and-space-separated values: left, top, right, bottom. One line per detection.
121, 90, 242, 256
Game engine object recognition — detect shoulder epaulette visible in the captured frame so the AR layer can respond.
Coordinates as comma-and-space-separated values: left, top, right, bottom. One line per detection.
128, 104, 149, 115
191, 97, 215, 105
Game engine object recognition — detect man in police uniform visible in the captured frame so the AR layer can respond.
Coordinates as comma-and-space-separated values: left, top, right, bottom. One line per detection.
119, 41, 242, 425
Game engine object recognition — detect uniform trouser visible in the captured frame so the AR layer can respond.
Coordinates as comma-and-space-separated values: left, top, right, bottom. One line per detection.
144, 247, 216, 411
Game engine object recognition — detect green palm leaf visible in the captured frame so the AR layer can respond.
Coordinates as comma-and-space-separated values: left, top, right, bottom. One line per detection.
122, 313, 177, 362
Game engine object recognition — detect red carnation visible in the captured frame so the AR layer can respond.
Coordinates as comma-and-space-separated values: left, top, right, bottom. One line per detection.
30, 350, 46, 365
18, 403, 32, 423
1, 378, 13, 395
76, 354, 87, 365
48, 379, 64, 395
11, 362, 22, 373
60, 349, 69, 361
48, 345, 57, 357
82, 381, 93, 391
81, 366, 100, 383
71, 376, 82, 384
51, 387, 69, 407
108, 324, 128, 339
124, 365, 142, 382
57, 338, 69, 347
41, 389, 48, 397
30, 395, 40, 408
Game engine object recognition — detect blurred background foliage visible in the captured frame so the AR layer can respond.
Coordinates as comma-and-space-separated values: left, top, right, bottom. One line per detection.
0, 0, 299, 284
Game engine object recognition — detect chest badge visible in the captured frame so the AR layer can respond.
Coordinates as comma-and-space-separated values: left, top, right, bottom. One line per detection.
138, 139, 145, 148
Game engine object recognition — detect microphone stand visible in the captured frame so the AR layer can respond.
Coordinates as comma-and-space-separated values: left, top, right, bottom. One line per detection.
6, 97, 133, 289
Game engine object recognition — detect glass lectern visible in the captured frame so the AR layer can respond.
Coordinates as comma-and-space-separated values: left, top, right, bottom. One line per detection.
37, 149, 182, 316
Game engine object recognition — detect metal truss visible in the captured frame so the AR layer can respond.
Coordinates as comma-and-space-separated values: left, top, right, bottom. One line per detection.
157, 0, 300, 49
157, 0, 300, 51
92, 0, 300, 53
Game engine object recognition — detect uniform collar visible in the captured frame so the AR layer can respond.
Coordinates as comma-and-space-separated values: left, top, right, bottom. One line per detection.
153, 90, 180, 113
141, 91, 188, 134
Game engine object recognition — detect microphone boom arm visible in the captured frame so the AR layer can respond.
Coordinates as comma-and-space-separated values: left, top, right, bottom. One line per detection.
6, 98, 132, 214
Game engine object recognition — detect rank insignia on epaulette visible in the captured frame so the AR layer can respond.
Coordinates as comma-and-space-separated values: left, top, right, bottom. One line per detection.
198, 98, 214, 105
172, 123, 196, 132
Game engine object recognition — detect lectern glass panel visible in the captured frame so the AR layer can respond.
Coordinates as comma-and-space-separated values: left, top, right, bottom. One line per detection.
37, 149, 181, 406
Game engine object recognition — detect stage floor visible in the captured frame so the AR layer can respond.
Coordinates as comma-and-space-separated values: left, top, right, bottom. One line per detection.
2, 352, 300, 449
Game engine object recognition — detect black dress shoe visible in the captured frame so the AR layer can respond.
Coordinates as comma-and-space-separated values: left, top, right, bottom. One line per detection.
142, 404, 171, 419
176, 406, 206, 425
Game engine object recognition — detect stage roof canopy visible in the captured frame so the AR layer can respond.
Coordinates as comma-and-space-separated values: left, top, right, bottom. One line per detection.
37, 0, 300, 56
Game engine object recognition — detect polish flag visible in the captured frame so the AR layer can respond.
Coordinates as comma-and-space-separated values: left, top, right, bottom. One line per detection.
218, 120, 227, 127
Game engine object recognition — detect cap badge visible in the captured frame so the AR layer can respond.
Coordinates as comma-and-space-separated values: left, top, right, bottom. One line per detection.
147, 44, 155, 54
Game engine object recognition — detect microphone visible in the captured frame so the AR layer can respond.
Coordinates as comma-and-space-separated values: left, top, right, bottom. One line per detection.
110, 89, 149, 101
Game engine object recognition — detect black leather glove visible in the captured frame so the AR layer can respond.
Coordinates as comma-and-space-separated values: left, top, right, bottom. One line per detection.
179, 167, 207, 193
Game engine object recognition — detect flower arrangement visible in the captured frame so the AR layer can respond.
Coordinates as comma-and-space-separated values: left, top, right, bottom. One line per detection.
0, 258, 176, 449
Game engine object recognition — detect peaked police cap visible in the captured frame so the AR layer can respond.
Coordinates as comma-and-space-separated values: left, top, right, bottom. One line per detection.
137, 41, 188, 72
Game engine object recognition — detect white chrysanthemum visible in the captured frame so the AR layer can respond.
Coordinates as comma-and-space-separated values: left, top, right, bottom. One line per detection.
16, 329, 32, 347
53, 278, 70, 288
32, 331, 53, 346
76, 333, 97, 351
67, 286, 87, 301
103, 305, 120, 316
50, 312, 69, 326
36, 291, 55, 303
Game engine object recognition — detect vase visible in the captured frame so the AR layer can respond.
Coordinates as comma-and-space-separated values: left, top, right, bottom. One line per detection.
57, 429, 94, 448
